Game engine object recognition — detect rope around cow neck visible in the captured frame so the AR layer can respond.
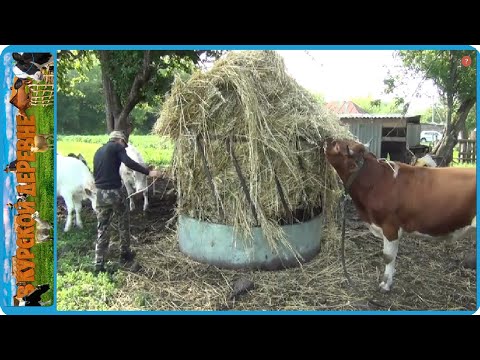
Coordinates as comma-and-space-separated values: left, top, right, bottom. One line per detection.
125, 177, 160, 200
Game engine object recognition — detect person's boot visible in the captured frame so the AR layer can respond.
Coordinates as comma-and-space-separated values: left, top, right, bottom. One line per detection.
94, 261, 106, 275
119, 249, 142, 273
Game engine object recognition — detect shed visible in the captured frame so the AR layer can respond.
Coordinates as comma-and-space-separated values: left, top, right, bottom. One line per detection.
338, 114, 422, 163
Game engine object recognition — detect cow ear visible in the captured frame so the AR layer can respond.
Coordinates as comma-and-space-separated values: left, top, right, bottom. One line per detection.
334, 142, 341, 153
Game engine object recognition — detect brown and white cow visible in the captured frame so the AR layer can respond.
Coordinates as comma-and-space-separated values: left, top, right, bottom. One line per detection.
31, 134, 54, 153
324, 138, 476, 292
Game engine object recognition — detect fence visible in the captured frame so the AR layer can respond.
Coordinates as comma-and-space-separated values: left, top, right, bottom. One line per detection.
29, 72, 54, 107
456, 139, 476, 164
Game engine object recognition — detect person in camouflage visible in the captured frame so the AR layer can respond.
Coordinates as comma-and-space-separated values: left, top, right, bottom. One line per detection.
93, 130, 161, 273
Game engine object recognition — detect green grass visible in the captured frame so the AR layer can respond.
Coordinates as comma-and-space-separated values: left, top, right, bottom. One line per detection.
452, 148, 476, 168
22, 105, 55, 304
57, 135, 174, 169
56, 208, 124, 310
57, 271, 118, 311
56, 134, 174, 311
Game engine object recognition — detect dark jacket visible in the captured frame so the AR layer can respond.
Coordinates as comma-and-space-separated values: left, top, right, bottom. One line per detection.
93, 141, 149, 190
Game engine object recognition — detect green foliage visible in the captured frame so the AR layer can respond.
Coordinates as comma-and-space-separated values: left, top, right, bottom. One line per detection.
385, 50, 477, 110
57, 271, 118, 311
57, 51, 98, 95
465, 104, 477, 134
421, 104, 446, 124
57, 64, 107, 135
419, 102, 476, 133
57, 50, 225, 134
98, 51, 197, 105
311, 92, 326, 105
131, 105, 160, 134
350, 96, 403, 114
397, 50, 476, 103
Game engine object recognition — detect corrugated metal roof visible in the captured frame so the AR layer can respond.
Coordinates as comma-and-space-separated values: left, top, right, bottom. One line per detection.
326, 101, 368, 114
339, 114, 420, 119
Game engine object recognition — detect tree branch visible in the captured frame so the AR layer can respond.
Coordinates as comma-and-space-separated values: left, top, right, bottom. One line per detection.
117, 50, 154, 131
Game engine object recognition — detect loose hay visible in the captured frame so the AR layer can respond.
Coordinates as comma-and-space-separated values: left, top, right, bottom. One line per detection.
57, 180, 476, 311
108, 209, 476, 311
154, 50, 353, 255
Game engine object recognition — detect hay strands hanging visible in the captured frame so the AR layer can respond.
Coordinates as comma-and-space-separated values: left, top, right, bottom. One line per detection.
195, 134, 225, 223
226, 135, 259, 226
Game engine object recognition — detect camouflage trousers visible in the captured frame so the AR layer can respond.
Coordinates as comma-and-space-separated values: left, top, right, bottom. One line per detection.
95, 188, 130, 265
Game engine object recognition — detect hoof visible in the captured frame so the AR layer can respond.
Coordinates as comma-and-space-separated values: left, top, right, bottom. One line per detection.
379, 281, 391, 293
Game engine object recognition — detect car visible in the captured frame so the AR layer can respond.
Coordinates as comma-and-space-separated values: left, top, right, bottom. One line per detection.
420, 130, 443, 143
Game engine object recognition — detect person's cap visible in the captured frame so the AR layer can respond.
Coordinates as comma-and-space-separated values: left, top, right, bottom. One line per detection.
109, 131, 127, 142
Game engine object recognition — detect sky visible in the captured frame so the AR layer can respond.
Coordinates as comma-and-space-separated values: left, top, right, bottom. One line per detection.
277, 50, 439, 114
1, 50, 18, 309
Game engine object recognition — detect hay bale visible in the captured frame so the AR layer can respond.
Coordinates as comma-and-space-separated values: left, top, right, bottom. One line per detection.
154, 50, 353, 253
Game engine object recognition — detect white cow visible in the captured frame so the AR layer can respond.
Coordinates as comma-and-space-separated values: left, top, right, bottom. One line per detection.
120, 143, 149, 212
413, 154, 438, 168
31, 211, 53, 242
57, 154, 97, 232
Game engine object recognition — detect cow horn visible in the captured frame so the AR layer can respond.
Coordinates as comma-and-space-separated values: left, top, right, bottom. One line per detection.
347, 145, 354, 156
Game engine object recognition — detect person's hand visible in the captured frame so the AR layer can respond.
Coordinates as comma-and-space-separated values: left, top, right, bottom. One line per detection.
148, 170, 162, 178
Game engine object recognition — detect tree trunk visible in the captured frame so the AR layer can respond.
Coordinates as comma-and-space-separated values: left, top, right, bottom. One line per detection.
98, 51, 153, 141
99, 51, 123, 133
444, 51, 457, 137
433, 98, 475, 166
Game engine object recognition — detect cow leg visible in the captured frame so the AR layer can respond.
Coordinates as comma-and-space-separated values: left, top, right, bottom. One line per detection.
73, 195, 83, 229
379, 234, 400, 293
124, 180, 135, 211
142, 188, 149, 212
63, 195, 74, 232
137, 177, 149, 212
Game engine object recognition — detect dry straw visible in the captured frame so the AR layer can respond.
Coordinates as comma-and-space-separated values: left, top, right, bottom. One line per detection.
154, 50, 353, 255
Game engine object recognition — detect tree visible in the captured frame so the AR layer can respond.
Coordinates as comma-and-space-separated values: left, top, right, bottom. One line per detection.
57, 64, 106, 134
421, 104, 447, 124
421, 102, 476, 139
349, 96, 403, 114
385, 50, 476, 166
58, 50, 224, 138
311, 92, 325, 105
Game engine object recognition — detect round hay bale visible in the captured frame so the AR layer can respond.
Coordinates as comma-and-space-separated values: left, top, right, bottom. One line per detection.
155, 50, 353, 263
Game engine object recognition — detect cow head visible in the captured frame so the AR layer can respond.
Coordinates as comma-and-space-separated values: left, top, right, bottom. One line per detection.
31, 211, 40, 220
68, 153, 89, 170
324, 138, 368, 182
413, 154, 437, 168
13, 64, 43, 81
12, 52, 53, 82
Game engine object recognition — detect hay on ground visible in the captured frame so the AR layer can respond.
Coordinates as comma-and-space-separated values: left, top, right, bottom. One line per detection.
154, 50, 353, 253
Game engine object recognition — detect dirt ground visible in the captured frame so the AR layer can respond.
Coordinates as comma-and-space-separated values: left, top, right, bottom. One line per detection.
58, 176, 477, 312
